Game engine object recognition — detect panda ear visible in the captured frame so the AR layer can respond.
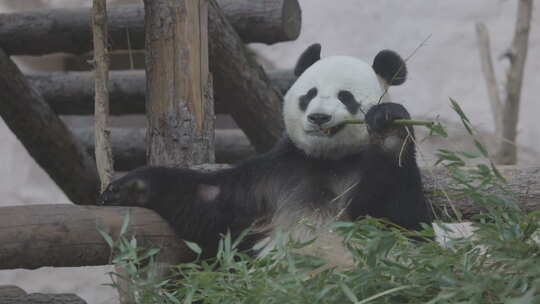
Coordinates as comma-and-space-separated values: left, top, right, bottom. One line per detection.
294, 43, 322, 77
372, 50, 407, 86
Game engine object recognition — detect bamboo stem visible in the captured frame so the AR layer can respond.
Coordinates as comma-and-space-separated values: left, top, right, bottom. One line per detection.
342, 118, 435, 127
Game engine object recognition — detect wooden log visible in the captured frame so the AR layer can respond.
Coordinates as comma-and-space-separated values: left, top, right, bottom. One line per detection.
0, 1, 301, 56
144, 0, 214, 167
26, 70, 296, 115
0, 293, 87, 304
217, 0, 301, 44
27, 71, 146, 115
0, 48, 100, 205
73, 128, 255, 170
0, 204, 190, 270
0, 166, 538, 271
0, 286, 26, 297
424, 166, 540, 220
208, 0, 284, 152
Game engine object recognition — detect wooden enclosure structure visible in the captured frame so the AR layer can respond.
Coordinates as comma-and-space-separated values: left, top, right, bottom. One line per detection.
0, 0, 539, 303
0, 0, 300, 302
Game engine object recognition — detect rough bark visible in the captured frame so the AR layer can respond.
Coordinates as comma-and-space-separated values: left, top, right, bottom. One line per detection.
0, 204, 190, 270
0, 293, 87, 304
0, 48, 99, 204
475, 22, 502, 140
496, 0, 533, 165
144, 0, 214, 167
208, 0, 284, 152
92, 0, 114, 191
73, 127, 255, 169
0, 1, 301, 56
26, 70, 295, 115
217, 0, 301, 44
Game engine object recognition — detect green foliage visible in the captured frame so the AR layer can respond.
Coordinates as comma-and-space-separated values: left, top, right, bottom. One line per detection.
102, 99, 540, 303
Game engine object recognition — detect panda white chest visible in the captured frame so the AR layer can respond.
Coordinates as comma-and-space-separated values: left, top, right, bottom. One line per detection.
256, 169, 361, 264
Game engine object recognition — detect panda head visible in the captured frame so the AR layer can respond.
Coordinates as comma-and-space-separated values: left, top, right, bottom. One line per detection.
283, 43, 407, 159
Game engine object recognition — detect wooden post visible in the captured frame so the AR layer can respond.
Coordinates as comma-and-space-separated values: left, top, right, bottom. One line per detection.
144, 0, 214, 167
92, 0, 114, 191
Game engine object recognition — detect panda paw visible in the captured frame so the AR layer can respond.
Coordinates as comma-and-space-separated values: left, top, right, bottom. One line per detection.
365, 103, 411, 134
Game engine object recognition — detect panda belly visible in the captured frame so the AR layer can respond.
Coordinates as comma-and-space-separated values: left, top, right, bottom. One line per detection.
255, 169, 360, 270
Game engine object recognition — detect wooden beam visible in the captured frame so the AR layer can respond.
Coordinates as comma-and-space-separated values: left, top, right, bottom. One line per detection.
0, 48, 100, 204
0, 204, 189, 270
208, 0, 284, 152
0, 1, 301, 56
26, 70, 296, 115
73, 128, 255, 170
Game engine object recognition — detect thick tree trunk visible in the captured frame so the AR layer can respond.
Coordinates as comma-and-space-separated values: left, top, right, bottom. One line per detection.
144, 0, 213, 167
0, 49, 99, 204
0, 166, 538, 271
92, 0, 114, 191
208, 0, 284, 152
26, 70, 295, 115
73, 127, 255, 169
0, 1, 301, 56
0, 205, 189, 270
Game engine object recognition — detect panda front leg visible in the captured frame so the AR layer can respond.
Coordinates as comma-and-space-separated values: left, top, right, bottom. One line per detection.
98, 167, 255, 259
364, 102, 415, 161
348, 102, 431, 230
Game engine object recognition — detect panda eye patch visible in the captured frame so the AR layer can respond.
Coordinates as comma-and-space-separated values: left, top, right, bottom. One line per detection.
299, 87, 317, 111
337, 90, 361, 115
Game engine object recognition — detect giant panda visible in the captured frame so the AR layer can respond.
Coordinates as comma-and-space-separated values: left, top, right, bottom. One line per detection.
98, 43, 432, 262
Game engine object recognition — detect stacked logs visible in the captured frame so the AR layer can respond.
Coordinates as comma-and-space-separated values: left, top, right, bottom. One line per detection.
0, 0, 301, 206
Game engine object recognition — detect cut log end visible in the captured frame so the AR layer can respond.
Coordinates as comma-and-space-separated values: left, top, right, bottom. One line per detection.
281, 0, 302, 42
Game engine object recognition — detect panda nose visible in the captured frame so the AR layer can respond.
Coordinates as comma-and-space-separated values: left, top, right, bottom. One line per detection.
308, 113, 332, 125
